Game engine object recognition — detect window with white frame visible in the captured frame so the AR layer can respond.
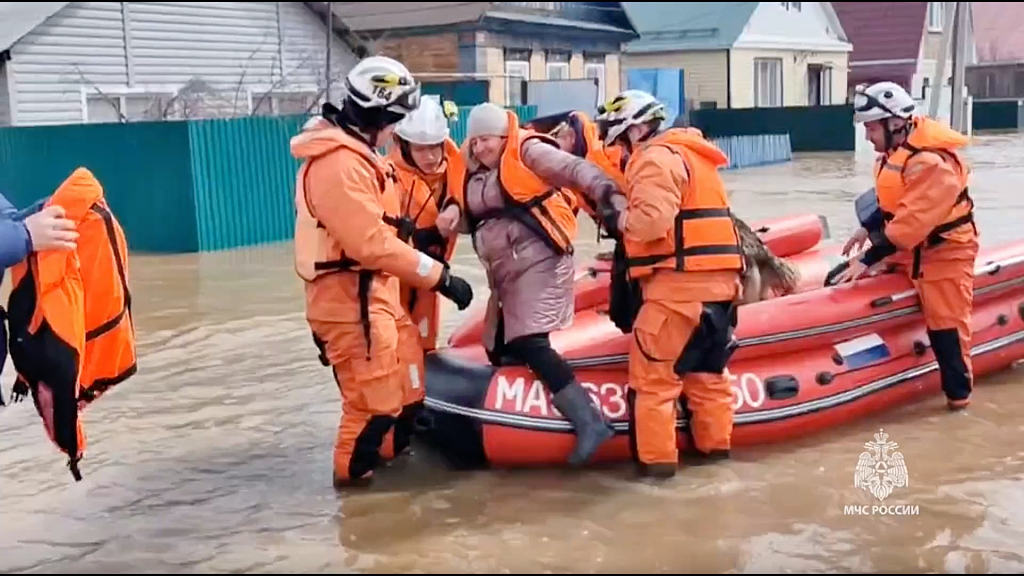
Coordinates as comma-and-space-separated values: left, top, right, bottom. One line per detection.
84, 91, 174, 123
780, 2, 801, 11
546, 50, 570, 80
584, 55, 606, 102
754, 58, 782, 107
505, 56, 529, 106
928, 2, 944, 31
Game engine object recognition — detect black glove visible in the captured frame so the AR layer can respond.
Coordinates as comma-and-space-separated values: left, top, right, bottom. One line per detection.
411, 223, 444, 252
597, 187, 624, 240
432, 265, 473, 311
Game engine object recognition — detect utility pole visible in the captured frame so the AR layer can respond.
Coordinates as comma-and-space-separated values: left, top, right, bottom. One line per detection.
325, 2, 333, 104
950, 1, 970, 132
928, 2, 957, 118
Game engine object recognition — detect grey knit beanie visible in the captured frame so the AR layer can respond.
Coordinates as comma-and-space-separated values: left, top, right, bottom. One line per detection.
466, 103, 509, 140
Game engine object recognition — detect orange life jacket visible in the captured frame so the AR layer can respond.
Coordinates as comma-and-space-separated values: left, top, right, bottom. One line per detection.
389, 137, 466, 350
293, 127, 405, 358
573, 111, 626, 190
464, 110, 579, 256
5, 167, 136, 482
874, 115, 976, 277
389, 137, 465, 260
623, 128, 745, 279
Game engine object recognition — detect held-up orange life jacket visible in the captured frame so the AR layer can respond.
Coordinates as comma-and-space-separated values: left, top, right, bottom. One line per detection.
293, 127, 405, 358
464, 110, 579, 256
4, 167, 136, 482
874, 115, 977, 278
623, 128, 745, 279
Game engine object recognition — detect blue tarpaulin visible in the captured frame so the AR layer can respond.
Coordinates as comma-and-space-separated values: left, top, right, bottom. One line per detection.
627, 68, 685, 126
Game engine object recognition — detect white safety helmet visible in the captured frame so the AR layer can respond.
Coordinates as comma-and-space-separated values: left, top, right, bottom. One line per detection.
395, 97, 451, 145
598, 89, 667, 146
852, 81, 916, 124
343, 55, 421, 115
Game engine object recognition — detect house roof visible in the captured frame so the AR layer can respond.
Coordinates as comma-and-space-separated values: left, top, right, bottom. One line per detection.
972, 2, 1024, 64
0, 2, 68, 52
622, 2, 758, 52
832, 2, 926, 88
831, 2, 925, 64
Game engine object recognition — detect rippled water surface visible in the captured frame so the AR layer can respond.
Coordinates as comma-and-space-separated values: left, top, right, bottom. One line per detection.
3, 133, 1024, 573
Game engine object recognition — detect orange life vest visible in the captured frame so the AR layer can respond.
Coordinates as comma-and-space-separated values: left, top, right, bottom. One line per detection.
293, 127, 405, 358
294, 129, 405, 282
5, 167, 136, 482
874, 115, 976, 275
573, 111, 626, 190
389, 137, 466, 350
465, 110, 579, 256
389, 137, 466, 259
623, 128, 745, 279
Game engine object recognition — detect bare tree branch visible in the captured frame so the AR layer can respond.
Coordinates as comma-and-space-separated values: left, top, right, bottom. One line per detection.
73, 65, 127, 123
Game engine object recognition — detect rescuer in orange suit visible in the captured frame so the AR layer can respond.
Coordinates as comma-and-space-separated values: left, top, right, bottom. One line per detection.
600, 89, 746, 479
290, 55, 474, 488
527, 110, 627, 222
831, 81, 978, 411
379, 96, 466, 461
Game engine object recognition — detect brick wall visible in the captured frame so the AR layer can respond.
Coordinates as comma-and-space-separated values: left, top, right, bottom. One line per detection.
379, 33, 460, 73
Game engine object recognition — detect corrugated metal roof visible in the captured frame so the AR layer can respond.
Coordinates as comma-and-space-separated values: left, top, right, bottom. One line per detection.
622, 2, 758, 52
832, 2, 926, 64
327, 2, 490, 32
0, 2, 69, 52
972, 2, 1024, 64
485, 11, 637, 36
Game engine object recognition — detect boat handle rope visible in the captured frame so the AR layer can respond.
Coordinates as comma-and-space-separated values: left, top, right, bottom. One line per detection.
870, 253, 1024, 309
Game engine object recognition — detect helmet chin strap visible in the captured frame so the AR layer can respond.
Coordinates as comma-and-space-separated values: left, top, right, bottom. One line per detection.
883, 118, 911, 152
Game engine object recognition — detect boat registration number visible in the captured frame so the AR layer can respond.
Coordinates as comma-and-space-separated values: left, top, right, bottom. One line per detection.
491, 371, 766, 420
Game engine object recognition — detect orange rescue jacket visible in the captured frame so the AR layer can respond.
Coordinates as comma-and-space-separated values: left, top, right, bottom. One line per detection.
464, 110, 579, 256
293, 124, 443, 359
5, 167, 136, 482
623, 128, 745, 279
389, 137, 466, 350
873, 115, 976, 275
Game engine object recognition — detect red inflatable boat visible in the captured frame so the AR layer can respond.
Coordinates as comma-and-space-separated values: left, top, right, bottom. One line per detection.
449, 212, 840, 348
414, 213, 1024, 470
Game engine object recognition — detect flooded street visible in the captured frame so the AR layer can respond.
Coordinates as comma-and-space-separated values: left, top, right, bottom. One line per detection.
3, 132, 1024, 573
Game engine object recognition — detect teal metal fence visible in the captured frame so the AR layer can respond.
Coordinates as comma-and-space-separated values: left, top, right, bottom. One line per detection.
0, 105, 537, 254
0, 105, 790, 253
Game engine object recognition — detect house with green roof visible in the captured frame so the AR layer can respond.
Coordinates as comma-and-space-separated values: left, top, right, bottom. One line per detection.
621, 2, 852, 110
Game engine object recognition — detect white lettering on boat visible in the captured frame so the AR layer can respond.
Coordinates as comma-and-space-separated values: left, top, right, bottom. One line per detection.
492, 376, 628, 421
727, 370, 766, 410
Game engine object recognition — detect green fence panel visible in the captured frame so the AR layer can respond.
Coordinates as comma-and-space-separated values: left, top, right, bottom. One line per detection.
972, 100, 1021, 131
187, 114, 307, 252
0, 120, 196, 253
691, 105, 854, 152
0, 104, 541, 255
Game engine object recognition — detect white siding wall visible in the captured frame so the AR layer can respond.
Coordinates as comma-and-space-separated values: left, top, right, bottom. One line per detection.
7, 2, 127, 126
0, 63, 10, 126
7, 1, 357, 126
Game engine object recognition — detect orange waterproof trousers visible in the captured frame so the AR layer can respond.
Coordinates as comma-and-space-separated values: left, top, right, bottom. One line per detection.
309, 318, 404, 484
379, 312, 426, 459
628, 299, 734, 467
911, 253, 976, 409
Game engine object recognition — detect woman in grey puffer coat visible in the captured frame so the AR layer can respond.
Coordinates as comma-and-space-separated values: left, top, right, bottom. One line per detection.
437, 103, 625, 466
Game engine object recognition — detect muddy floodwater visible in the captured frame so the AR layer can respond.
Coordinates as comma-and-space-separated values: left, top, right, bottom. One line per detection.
3, 133, 1024, 573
